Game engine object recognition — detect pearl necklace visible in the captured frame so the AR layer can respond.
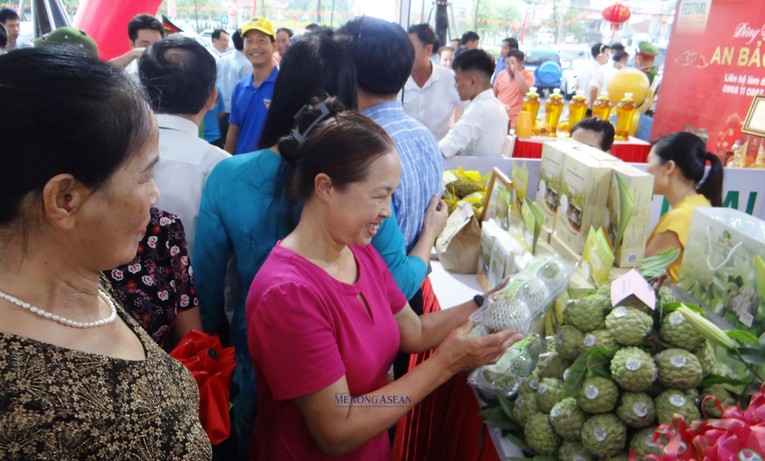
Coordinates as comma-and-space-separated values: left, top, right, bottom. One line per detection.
0, 288, 118, 328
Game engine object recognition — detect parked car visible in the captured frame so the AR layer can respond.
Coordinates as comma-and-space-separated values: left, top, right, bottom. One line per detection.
524, 48, 562, 96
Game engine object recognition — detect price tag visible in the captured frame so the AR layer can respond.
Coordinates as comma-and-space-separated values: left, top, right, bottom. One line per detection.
610, 269, 656, 309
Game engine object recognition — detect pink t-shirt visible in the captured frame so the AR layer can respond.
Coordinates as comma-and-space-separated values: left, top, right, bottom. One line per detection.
246, 243, 407, 461
493, 68, 535, 127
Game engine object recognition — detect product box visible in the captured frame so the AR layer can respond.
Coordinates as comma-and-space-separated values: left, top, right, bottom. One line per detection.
550, 231, 581, 265
535, 142, 566, 229
606, 162, 655, 267
553, 151, 613, 254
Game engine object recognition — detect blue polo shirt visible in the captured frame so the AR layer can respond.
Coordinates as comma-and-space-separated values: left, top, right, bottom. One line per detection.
229, 67, 278, 154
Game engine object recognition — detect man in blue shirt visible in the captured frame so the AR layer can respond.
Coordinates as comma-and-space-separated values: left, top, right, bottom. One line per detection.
224, 17, 278, 155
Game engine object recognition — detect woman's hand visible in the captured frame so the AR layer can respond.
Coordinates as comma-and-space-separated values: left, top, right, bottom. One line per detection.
431, 319, 522, 375
421, 194, 448, 239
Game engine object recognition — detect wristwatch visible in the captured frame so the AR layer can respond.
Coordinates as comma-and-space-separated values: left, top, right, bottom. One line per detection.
473, 294, 485, 308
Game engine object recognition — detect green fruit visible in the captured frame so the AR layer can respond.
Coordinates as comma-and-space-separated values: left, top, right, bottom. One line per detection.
582, 329, 618, 352
446, 178, 483, 198
577, 376, 619, 413
616, 392, 656, 428
655, 348, 703, 390
524, 413, 562, 456
512, 389, 539, 426
564, 286, 611, 332
655, 389, 701, 424
610, 347, 657, 392
549, 398, 586, 442
536, 352, 572, 380
695, 341, 715, 376
556, 325, 586, 361
538, 378, 566, 414
709, 362, 735, 379
701, 384, 736, 418
557, 441, 594, 461
580, 414, 627, 457
630, 427, 662, 459
661, 311, 705, 351
605, 306, 653, 346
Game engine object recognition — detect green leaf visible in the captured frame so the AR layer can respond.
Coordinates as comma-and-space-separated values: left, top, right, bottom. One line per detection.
738, 347, 765, 365
480, 406, 520, 431
497, 393, 515, 420
759, 333, 765, 347
727, 330, 759, 344
701, 374, 752, 388
586, 346, 614, 378
563, 353, 589, 397
532, 457, 557, 461
504, 432, 533, 454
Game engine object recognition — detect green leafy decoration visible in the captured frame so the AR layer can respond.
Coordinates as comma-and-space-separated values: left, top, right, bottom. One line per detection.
701, 374, 752, 388
738, 347, 765, 365
497, 393, 515, 420
586, 346, 614, 378
727, 330, 759, 344
563, 352, 589, 397
480, 406, 520, 432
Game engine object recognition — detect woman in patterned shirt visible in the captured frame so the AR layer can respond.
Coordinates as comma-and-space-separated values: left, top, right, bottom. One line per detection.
0, 47, 211, 459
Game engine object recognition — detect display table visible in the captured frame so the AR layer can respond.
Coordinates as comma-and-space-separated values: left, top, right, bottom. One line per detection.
512, 135, 651, 162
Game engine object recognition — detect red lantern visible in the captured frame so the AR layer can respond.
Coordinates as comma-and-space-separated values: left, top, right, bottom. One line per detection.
602, 3, 631, 31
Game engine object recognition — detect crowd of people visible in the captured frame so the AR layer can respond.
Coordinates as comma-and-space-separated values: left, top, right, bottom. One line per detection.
0, 7, 719, 461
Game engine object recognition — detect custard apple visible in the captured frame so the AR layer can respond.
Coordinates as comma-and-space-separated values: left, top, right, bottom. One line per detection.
536, 352, 571, 380
605, 306, 653, 346
577, 376, 619, 413
582, 329, 618, 352
557, 441, 594, 461
556, 325, 586, 361
655, 348, 703, 390
512, 389, 539, 426
655, 389, 701, 424
661, 311, 705, 351
630, 427, 662, 459
520, 373, 541, 395
580, 414, 627, 457
563, 285, 611, 332
549, 398, 586, 441
616, 392, 656, 428
610, 347, 657, 392
695, 341, 715, 376
701, 384, 736, 418
709, 362, 735, 379
538, 378, 566, 414
524, 413, 562, 456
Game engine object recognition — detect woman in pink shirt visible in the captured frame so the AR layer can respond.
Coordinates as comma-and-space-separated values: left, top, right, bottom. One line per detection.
246, 99, 521, 460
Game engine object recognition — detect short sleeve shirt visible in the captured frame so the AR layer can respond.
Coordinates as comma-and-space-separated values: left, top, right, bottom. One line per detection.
493, 68, 535, 126
247, 244, 406, 460
228, 67, 278, 154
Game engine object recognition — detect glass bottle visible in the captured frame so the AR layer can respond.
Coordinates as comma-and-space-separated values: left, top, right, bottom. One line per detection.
591, 92, 612, 121
545, 89, 564, 137
567, 91, 588, 130
521, 87, 541, 129
615, 92, 636, 141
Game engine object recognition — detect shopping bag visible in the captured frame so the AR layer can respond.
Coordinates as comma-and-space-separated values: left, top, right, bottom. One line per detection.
435, 202, 481, 274
678, 208, 765, 334
170, 329, 237, 445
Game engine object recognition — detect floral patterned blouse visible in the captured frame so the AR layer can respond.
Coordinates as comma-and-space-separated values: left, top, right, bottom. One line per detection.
105, 208, 199, 348
0, 289, 212, 460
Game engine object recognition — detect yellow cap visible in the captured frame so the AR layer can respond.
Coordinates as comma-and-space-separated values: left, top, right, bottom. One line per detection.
241, 17, 275, 40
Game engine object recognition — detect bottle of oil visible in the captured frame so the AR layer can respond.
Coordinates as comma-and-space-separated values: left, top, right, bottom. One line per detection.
591, 92, 612, 121
521, 87, 541, 129
545, 88, 564, 137
567, 91, 587, 130
615, 92, 636, 141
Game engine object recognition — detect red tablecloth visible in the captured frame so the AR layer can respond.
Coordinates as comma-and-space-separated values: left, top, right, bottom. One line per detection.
512, 136, 651, 163
393, 278, 501, 461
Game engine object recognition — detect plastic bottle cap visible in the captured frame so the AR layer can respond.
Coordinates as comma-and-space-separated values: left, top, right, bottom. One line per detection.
530, 86, 537, 92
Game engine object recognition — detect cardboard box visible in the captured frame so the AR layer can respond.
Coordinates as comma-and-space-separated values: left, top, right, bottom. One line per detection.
553, 152, 613, 254
606, 162, 655, 267
550, 231, 581, 265
535, 142, 566, 229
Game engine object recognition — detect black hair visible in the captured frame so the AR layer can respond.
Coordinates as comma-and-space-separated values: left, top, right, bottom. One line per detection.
408, 23, 436, 46
460, 31, 479, 45
305, 23, 321, 32
232, 29, 243, 51
502, 37, 519, 49
0, 7, 19, 24
608, 41, 625, 53
336, 16, 414, 97
612, 50, 629, 63
128, 13, 164, 42
259, 31, 357, 149
276, 27, 294, 37
139, 37, 216, 115
651, 132, 724, 207
590, 42, 609, 58
278, 98, 394, 202
211, 28, 228, 41
570, 118, 615, 151
0, 24, 6, 48
506, 49, 524, 62
452, 48, 494, 79
0, 47, 154, 227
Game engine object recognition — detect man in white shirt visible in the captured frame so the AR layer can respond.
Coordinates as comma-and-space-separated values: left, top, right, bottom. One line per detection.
109, 14, 164, 81
216, 29, 251, 141
210, 28, 230, 58
139, 37, 230, 259
402, 23, 467, 141
440, 49, 508, 158
577, 42, 611, 109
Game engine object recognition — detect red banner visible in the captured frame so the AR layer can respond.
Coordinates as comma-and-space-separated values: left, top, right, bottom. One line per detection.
652, 0, 765, 161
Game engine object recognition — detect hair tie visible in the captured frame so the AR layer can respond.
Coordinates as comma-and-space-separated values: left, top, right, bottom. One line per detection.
291, 102, 332, 143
